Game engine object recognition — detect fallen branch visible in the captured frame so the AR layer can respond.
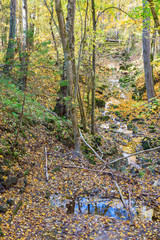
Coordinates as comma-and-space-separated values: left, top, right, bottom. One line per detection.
79, 129, 107, 164
45, 147, 49, 182
128, 187, 133, 221
48, 146, 62, 168
114, 180, 127, 209
53, 164, 112, 174
51, 164, 131, 180
109, 146, 160, 165
9, 199, 22, 223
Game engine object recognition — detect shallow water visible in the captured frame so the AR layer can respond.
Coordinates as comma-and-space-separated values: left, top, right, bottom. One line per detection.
51, 195, 135, 220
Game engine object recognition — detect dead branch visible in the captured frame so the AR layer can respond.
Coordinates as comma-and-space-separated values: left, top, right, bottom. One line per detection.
114, 180, 127, 209
52, 164, 112, 173
79, 128, 107, 164
109, 146, 160, 165
96, 7, 137, 25
9, 199, 22, 223
128, 187, 133, 221
45, 147, 49, 182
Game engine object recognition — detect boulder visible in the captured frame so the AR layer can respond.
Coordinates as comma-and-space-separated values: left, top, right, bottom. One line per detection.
2, 176, 18, 189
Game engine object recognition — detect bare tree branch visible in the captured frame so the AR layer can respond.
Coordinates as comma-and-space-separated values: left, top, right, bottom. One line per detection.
109, 146, 160, 164
79, 128, 107, 164
96, 6, 137, 25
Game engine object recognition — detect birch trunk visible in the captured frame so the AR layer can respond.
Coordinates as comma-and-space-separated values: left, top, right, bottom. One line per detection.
20, 0, 28, 90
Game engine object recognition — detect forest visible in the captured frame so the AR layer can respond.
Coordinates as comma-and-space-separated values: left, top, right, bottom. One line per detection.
0, 0, 160, 239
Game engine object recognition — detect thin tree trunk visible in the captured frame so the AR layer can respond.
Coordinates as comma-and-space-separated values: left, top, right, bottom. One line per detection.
91, 0, 96, 135
55, 0, 80, 152
147, 0, 160, 36
3, 0, 16, 74
142, 0, 155, 101
20, 0, 28, 90
49, 18, 60, 65
28, 9, 35, 50
151, 23, 156, 76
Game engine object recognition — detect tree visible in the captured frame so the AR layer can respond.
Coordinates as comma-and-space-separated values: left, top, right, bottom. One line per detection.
142, 0, 155, 101
55, 0, 80, 152
20, 0, 28, 90
3, 0, 16, 74
147, 0, 160, 36
91, 0, 96, 135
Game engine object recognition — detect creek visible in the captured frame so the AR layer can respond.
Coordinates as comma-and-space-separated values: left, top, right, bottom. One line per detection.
50, 63, 151, 221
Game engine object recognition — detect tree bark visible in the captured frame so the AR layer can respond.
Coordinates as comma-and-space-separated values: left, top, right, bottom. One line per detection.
147, 0, 160, 36
142, 0, 155, 101
3, 0, 16, 74
20, 0, 28, 90
91, 0, 96, 135
55, 0, 80, 152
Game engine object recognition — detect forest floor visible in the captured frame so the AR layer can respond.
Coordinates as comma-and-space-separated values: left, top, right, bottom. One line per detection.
0, 42, 160, 239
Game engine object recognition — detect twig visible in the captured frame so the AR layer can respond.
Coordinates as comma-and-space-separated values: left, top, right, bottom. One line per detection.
79, 128, 107, 164
96, 6, 137, 25
51, 164, 131, 180
45, 147, 49, 182
52, 164, 112, 173
114, 180, 127, 209
9, 199, 22, 223
97, 145, 104, 158
48, 146, 62, 168
109, 146, 160, 165
128, 187, 133, 221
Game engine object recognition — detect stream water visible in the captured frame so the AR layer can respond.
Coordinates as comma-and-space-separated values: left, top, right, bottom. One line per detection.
51, 194, 136, 220
50, 62, 156, 222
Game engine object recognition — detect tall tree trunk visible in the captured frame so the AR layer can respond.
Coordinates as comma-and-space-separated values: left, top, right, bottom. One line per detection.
147, 0, 160, 36
55, 0, 80, 152
142, 0, 155, 101
3, 0, 16, 74
151, 23, 156, 76
20, 0, 28, 90
28, 9, 35, 50
49, 18, 60, 65
91, 0, 96, 135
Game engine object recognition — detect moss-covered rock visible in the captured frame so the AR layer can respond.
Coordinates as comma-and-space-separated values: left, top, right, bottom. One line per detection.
98, 115, 110, 121
95, 98, 105, 108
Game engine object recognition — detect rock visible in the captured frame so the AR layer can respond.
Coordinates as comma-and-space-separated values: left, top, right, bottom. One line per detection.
95, 234, 109, 240
95, 98, 105, 108
0, 227, 4, 237
127, 123, 133, 130
98, 115, 110, 121
7, 199, 14, 206
2, 176, 18, 189
153, 179, 160, 187
0, 183, 5, 193
153, 206, 160, 221
0, 205, 7, 213
131, 117, 145, 122
133, 126, 138, 134
139, 207, 154, 221
142, 138, 151, 150
148, 125, 155, 129
110, 124, 118, 129
149, 129, 156, 133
